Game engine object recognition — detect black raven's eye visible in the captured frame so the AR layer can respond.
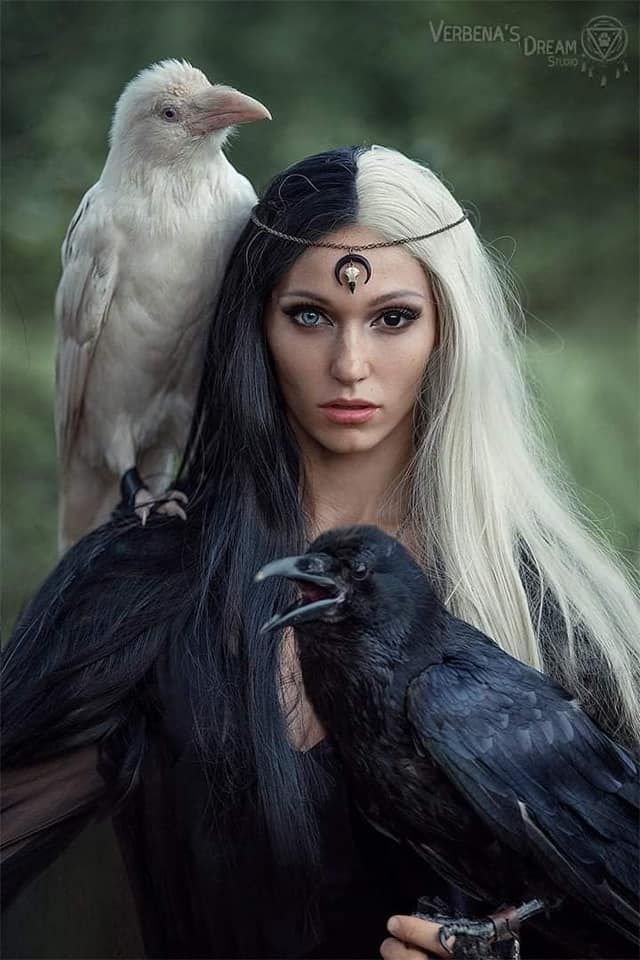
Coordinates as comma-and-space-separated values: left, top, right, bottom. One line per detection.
161, 107, 179, 122
352, 562, 369, 581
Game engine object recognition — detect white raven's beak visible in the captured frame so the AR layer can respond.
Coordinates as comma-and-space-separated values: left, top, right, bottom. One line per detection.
189, 85, 271, 135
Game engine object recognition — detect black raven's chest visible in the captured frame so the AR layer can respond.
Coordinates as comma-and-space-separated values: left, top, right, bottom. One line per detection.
321, 657, 542, 905
327, 657, 465, 835
337, 694, 474, 848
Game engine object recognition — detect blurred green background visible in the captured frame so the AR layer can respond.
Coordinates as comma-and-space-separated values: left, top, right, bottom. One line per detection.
0, 2, 638, 955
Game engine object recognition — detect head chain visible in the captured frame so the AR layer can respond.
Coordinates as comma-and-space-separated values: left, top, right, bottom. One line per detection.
249, 209, 469, 252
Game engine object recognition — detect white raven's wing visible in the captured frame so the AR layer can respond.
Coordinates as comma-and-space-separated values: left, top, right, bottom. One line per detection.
54, 182, 118, 470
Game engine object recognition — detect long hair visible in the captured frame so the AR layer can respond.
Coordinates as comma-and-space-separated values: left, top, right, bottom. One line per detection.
352, 145, 640, 748
163, 145, 372, 946
4, 143, 639, 950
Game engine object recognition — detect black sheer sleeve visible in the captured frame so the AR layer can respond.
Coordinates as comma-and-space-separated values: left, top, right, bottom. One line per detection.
1, 526, 171, 909
1, 745, 109, 905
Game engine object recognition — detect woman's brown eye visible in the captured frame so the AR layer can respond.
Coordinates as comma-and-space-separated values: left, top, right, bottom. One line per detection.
379, 309, 417, 329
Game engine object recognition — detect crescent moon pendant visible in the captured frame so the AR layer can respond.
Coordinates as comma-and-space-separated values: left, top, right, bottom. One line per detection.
334, 254, 372, 293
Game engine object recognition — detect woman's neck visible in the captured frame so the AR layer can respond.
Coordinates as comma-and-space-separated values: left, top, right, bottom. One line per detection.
298, 421, 414, 541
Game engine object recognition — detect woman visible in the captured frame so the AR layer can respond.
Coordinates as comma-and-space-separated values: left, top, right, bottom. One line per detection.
2, 144, 638, 960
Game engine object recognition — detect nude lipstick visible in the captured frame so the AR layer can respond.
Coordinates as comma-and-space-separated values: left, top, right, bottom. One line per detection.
319, 399, 380, 424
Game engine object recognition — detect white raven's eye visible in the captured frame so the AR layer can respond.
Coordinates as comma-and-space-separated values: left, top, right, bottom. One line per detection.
161, 106, 179, 122
352, 561, 369, 581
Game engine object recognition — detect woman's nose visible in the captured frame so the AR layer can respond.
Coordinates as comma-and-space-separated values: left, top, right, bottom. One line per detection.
329, 330, 371, 383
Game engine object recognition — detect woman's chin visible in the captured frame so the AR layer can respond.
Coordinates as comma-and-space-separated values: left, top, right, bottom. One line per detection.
313, 430, 386, 455
286, 409, 390, 455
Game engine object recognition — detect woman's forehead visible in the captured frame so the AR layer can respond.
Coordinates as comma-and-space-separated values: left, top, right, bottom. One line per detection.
271, 225, 430, 298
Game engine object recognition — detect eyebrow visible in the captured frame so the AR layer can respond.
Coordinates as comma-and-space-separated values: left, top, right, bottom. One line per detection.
278, 289, 426, 307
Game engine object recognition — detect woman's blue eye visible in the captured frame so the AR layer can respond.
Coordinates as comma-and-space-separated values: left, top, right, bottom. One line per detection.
294, 309, 325, 327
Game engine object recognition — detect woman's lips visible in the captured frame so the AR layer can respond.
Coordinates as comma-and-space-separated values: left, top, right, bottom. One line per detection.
320, 405, 379, 424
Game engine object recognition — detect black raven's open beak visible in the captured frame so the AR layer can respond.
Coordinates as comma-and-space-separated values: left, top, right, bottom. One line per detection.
254, 553, 344, 634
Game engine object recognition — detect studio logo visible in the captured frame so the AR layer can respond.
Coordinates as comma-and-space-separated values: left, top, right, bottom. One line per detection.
427, 12, 632, 89
580, 15, 629, 86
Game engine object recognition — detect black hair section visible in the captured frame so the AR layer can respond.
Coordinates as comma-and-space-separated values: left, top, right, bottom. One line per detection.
2, 145, 371, 953
171, 144, 371, 950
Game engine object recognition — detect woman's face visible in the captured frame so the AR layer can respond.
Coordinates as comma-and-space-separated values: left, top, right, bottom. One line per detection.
263, 225, 437, 456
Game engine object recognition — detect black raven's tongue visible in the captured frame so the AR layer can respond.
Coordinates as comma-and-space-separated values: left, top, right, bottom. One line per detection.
299, 582, 330, 604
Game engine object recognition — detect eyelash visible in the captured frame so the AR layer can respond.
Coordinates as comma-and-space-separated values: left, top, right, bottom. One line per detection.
282, 302, 420, 331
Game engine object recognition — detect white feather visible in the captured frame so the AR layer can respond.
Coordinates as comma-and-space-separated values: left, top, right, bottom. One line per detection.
54, 60, 268, 552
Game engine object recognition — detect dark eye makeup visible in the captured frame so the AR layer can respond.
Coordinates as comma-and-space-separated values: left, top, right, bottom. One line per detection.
281, 302, 420, 331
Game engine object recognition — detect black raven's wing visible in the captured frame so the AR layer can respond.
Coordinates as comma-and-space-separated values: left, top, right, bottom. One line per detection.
405, 619, 639, 943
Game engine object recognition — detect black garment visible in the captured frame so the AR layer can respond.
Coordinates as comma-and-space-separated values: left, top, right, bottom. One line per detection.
3, 720, 634, 959
2, 553, 636, 958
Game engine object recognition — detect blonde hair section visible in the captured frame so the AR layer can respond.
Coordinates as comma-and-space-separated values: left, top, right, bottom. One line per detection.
356, 144, 640, 749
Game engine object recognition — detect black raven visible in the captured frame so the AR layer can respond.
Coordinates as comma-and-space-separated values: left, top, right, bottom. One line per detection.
254, 525, 639, 958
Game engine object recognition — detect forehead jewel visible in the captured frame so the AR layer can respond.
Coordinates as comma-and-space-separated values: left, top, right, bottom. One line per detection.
249, 208, 468, 294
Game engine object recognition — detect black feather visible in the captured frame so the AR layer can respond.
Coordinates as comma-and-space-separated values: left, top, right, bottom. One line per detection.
259, 524, 640, 956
